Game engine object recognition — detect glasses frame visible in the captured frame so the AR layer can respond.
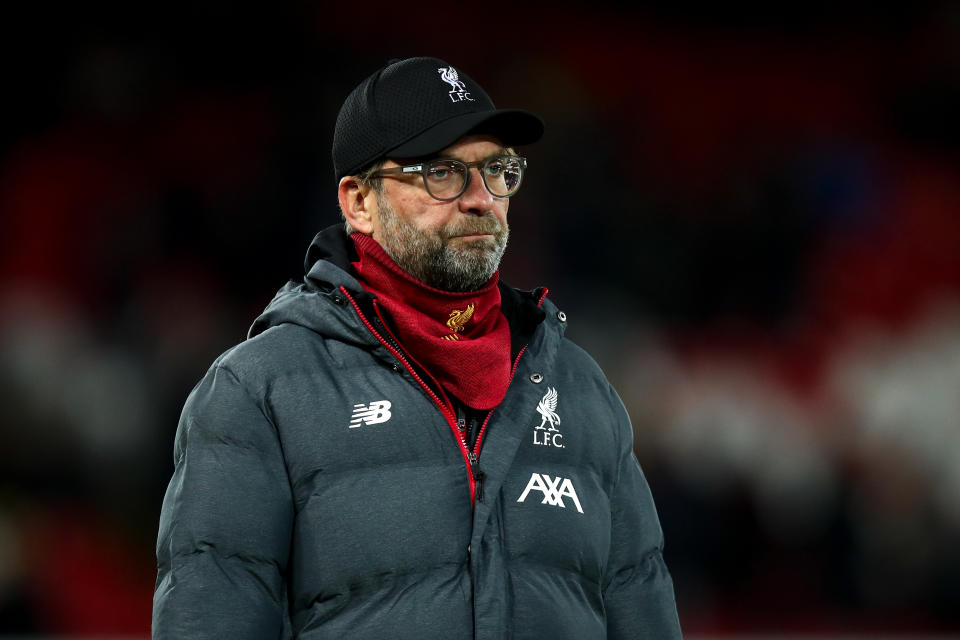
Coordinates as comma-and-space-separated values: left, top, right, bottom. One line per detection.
368, 155, 527, 201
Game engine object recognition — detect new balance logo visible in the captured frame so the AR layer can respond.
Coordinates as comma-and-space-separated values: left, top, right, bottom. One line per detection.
517, 473, 583, 514
348, 400, 392, 428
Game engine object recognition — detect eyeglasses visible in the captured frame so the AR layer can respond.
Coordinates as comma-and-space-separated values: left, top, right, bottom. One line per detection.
369, 155, 527, 201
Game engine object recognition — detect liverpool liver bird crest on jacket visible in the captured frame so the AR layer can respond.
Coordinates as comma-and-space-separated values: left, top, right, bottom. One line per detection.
535, 387, 560, 430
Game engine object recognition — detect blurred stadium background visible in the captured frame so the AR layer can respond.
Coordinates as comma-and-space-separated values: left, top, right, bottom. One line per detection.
1, 2, 958, 637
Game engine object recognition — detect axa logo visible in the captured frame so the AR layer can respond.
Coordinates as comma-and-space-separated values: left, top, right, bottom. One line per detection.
348, 400, 392, 428
517, 472, 583, 514
437, 66, 474, 103
533, 387, 563, 448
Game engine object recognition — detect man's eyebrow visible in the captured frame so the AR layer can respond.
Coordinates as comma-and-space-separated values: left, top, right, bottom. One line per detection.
438, 147, 513, 162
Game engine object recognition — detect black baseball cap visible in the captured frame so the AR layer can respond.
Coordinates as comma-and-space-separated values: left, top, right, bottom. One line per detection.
332, 57, 544, 181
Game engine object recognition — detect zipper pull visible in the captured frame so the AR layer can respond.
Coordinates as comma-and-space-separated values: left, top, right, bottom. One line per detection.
468, 452, 484, 503
457, 417, 466, 434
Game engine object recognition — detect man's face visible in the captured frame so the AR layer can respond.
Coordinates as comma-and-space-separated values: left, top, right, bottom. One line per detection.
370, 136, 510, 292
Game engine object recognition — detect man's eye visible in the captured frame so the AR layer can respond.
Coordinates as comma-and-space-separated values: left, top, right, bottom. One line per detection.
484, 161, 504, 176
428, 163, 461, 180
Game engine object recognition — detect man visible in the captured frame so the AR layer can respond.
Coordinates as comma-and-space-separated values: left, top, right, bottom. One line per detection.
153, 57, 681, 639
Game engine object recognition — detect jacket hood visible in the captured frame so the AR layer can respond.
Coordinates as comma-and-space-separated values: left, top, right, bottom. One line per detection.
247, 226, 373, 345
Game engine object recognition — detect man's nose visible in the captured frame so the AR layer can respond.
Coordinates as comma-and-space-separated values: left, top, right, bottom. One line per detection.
458, 167, 495, 214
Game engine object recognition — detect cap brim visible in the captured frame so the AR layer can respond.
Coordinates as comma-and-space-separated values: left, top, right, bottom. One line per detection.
387, 109, 544, 159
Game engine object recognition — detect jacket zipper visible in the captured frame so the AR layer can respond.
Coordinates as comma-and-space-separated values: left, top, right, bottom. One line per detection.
341, 287, 482, 504
471, 345, 528, 472
464, 287, 546, 496
342, 287, 538, 506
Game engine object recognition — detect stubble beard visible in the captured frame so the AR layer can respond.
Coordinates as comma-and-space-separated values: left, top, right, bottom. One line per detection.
374, 191, 509, 292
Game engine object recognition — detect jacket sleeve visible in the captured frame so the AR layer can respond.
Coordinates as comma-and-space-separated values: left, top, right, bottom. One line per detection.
153, 362, 293, 639
602, 387, 682, 639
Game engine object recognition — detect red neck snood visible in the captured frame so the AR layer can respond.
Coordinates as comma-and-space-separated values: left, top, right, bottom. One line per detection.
350, 233, 512, 410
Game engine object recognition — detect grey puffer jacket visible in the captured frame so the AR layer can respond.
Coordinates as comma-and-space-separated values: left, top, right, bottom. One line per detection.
153, 226, 681, 639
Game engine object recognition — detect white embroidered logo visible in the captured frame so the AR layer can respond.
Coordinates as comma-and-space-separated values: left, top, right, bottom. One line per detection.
348, 400, 392, 428
517, 473, 583, 514
437, 66, 474, 103
533, 387, 564, 448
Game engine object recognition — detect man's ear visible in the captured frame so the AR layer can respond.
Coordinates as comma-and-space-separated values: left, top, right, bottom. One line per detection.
338, 176, 375, 235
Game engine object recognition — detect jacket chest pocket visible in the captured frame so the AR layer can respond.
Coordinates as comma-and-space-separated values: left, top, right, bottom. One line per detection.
499, 468, 611, 581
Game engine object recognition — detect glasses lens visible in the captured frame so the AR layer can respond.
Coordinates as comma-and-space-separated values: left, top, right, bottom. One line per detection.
425, 160, 467, 200
482, 156, 524, 197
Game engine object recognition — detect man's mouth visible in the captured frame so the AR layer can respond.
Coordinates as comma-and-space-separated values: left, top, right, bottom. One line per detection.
452, 232, 493, 240
445, 223, 501, 240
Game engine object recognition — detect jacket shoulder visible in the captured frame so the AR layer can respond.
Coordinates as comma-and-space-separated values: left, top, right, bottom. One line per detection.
556, 336, 608, 378
217, 323, 319, 377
